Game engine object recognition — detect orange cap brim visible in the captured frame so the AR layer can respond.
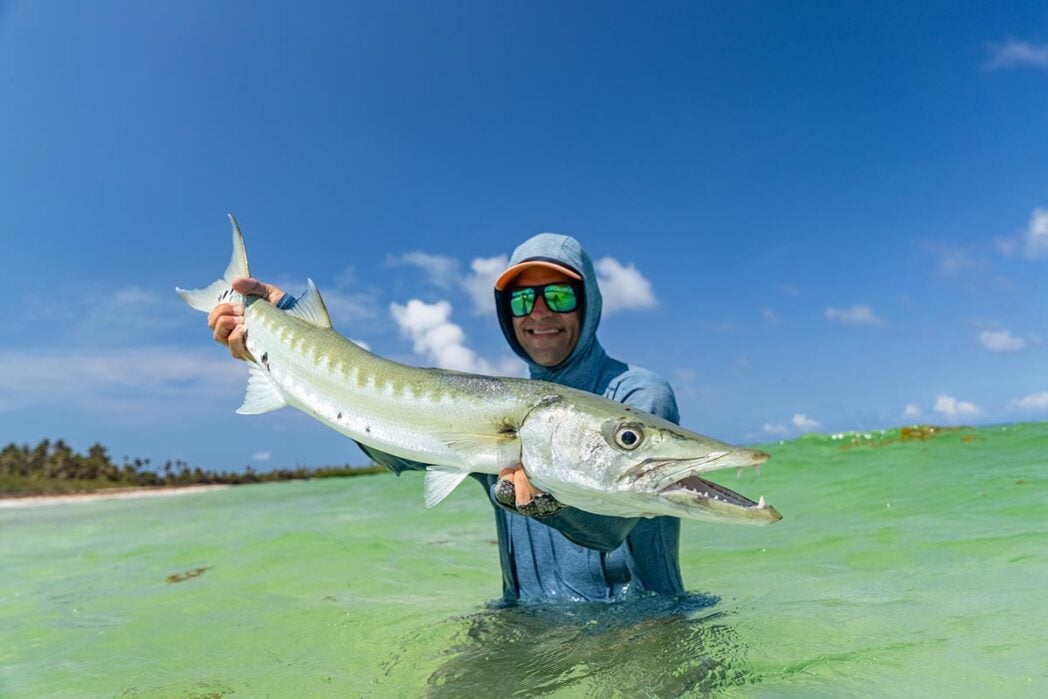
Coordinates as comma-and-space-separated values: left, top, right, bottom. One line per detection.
494, 260, 583, 291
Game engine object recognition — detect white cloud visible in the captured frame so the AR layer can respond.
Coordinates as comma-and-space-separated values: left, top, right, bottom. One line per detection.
763, 414, 820, 437
674, 368, 696, 383
386, 251, 508, 316
389, 299, 521, 376
998, 208, 1048, 259
762, 308, 780, 325
0, 346, 244, 420
985, 40, 1048, 70
595, 257, 657, 313
251, 451, 272, 462
388, 251, 461, 289
1013, 392, 1048, 411
67, 285, 194, 340
933, 394, 981, 421
936, 248, 980, 275
792, 414, 821, 432
825, 305, 883, 326
464, 255, 509, 314
387, 250, 658, 316
1021, 208, 1048, 258
903, 403, 923, 420
977, 328, 1026, 352
313, 287, 380, 327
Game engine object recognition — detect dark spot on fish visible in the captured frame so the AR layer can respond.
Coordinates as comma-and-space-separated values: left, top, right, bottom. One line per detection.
365, 426, 371, 434
261, 352, 270, 370
166, 567, 208, 584
337, 411, 343, 420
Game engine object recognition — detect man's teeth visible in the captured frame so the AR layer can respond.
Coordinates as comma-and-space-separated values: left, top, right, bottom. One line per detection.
532, 329, 559, 335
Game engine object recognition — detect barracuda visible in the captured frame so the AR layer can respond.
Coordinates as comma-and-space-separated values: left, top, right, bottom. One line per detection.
177, 216, 782, 525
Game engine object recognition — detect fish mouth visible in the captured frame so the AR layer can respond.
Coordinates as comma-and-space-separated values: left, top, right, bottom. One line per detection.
658, 475, 782, 521
628, 449, 781, 521
661, 475, 759, 508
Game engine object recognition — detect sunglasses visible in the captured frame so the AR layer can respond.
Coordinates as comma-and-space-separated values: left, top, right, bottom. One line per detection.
507, 283, 580, 318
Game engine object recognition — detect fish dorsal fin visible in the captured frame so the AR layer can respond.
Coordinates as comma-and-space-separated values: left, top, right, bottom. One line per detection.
236, 364, 289, 415
424, 468, 471, 508
286, 278, 332, 329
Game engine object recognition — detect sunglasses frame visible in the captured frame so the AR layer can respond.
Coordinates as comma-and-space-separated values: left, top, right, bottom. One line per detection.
506, 282, 582, 318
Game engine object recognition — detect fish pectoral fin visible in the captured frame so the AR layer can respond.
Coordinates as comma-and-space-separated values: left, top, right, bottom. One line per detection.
285, 278, 333, 329
423, 468, 471, 508
441, 432, 515, 451
236, 364, 289, 415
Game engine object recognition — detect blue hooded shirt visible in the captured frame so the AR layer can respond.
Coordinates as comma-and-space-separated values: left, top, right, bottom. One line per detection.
322, 233, 685, 605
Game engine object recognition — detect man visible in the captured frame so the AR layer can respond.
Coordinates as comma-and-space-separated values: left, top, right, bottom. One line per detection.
209, 233, 684, 605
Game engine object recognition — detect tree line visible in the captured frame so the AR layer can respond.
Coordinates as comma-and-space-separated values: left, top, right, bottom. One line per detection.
0, 438, 384, 495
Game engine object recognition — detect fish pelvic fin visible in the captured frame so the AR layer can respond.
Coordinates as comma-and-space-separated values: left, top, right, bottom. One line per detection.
285, 278, 332, 329
236, 363, 288, 415
424, 467, 471, 508
176, 214, 251, 313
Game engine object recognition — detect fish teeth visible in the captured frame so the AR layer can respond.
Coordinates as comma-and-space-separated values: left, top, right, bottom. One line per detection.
758, 495, 766, 508
754, 464, 761, 476
736, 467, 743, 479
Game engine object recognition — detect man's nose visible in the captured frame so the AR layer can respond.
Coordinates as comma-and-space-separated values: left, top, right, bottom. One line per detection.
530, 294, 553, 317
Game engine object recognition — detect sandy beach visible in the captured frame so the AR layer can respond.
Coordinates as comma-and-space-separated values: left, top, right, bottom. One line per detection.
0, 484, 230, 508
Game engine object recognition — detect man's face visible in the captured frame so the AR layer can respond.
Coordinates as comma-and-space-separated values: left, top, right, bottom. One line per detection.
509, 267, 581, 367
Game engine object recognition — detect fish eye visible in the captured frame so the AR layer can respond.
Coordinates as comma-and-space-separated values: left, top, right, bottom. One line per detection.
614, 425, 643, 450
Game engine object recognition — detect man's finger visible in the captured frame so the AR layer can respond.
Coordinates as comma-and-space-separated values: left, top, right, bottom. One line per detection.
227, 323, 253, 362
232, 277, 284, 305
207, 302, 237, 330
513, 467, 534, 506
212, 315, 240, 344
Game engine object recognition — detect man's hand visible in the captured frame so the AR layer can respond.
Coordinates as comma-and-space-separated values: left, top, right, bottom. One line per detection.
496, 464, 564, 517
207, 278, 285, 361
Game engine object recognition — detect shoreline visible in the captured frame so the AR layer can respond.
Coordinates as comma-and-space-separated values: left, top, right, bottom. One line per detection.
0, 484, 231, 508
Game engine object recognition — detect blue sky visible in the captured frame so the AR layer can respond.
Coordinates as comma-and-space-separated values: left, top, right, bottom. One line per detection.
1, 1, 1046, 472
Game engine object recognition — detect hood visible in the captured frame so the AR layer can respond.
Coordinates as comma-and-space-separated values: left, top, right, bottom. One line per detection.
495, 233, 609, 391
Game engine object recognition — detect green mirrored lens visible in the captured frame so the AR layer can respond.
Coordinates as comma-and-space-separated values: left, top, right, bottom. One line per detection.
543, 284, 577, 312
509, 288, 536, 317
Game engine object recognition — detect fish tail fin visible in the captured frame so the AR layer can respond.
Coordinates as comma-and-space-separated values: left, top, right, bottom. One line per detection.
176, 214, 251, 313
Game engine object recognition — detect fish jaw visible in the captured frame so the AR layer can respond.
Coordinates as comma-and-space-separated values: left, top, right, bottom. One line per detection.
628, 447, 781, 525
656, 474, 782, 525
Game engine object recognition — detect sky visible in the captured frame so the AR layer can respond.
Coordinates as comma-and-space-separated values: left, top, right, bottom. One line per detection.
1, 1, 1046, 472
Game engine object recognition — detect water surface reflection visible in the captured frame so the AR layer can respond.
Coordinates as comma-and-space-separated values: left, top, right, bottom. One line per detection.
417, 593, 750, 697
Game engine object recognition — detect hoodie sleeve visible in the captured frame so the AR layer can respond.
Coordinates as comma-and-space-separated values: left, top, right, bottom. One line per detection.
526, 502, 639, 553
356, 442, 428, 474
608, 368, 681, 424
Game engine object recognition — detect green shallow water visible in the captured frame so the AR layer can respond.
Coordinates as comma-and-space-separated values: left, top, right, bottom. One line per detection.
2, 423, 1046, 697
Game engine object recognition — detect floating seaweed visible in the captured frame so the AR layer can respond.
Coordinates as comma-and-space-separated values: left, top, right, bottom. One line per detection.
166, 567, 209, 584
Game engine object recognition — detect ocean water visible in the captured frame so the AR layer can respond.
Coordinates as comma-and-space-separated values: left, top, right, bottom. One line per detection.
1, 422, 1045, 698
